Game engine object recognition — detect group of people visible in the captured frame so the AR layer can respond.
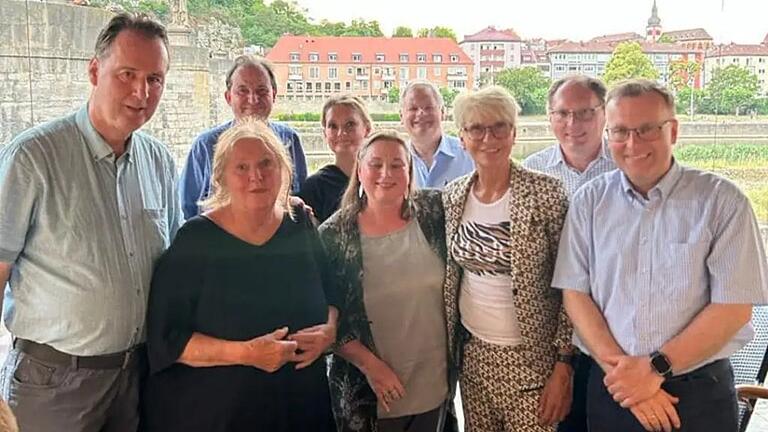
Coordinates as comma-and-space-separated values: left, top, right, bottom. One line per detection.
0, 12, 767, 432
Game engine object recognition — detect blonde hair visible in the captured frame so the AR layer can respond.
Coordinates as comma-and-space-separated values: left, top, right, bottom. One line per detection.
199, 118, 293, 213
453, 85, 520, 129
339, 130, 415, 220
321, 94, 373, 131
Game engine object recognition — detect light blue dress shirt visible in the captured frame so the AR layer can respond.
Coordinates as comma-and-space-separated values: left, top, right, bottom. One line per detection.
522, 141, 616, 197
410, 134, 475, 189
552, 161, 768, 373
0, 106, 182, 356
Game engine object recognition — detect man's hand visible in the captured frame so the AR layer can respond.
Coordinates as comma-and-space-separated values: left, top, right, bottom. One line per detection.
604, 354, 664, 407
628, 389, 680, 432
289, 322, 337, 369
538, 362, 573, 425
240, 327, 298, 372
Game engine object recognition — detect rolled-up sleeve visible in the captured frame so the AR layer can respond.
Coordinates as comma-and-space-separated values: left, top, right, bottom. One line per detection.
178, 138, 210, 220
0, 147, 37, 263
551, 189, 593, 293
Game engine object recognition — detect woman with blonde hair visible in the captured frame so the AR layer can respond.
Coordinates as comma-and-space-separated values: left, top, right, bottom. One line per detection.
443, 86, 573, 431
299, 94, 372, 222
144, 119, 338, 431
319, 131, 455, 432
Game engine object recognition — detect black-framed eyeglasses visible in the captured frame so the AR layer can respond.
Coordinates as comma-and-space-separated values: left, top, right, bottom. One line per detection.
549, 104, 604, 123
462, 122, 513, 141
605, 119, 675, 142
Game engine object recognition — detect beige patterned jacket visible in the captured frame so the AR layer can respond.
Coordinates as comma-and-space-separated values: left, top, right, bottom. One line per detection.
442, 162, 572, 391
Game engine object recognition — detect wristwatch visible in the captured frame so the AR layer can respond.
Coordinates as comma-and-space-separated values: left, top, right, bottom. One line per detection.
556, 352, 575, 367
650, 351, 673, 378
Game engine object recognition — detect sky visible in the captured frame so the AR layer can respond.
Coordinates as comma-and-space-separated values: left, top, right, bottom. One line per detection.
293, 0, 767, 44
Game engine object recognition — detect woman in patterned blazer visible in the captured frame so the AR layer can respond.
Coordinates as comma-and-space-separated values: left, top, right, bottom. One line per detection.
319, 131, 456, 432
443, 86, 574, 431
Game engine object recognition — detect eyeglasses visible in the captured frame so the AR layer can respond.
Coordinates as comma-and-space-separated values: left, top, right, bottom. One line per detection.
462, 122, 513, 141
605, 119, 674, 142
549, 105, 604, 123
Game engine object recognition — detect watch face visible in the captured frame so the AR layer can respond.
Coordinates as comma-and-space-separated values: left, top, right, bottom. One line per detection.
651, 352, 672, 376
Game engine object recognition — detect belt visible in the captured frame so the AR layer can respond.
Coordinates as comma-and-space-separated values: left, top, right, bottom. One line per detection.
14, 339, 145, 370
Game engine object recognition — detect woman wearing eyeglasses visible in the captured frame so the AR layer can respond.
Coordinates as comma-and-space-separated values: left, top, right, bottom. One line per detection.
442, 86, 573, 431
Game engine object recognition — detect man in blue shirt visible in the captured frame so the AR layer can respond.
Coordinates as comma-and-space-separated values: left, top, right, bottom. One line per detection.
401, 80, 474, 189
179, 55, 307, 219
0, 13, 181, 431
553, 79, 768, 432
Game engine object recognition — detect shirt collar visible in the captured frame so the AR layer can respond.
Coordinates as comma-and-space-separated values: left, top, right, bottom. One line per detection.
620, 158, 682, 200
409, 135, 456, 159
76, 105, 134, 163
548, 139, 611, 169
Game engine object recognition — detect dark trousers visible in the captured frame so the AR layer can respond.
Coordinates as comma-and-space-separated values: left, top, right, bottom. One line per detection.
586, 357, 739, 432
378, 406, 442, 432
557, 352, 589, 432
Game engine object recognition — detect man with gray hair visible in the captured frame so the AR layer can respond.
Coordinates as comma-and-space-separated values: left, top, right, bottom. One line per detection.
524, 75, 616, 432
0, 13, 181, 431
553, 79, 768, 431
523, 75, 615, 196
400, 80, 474, 188
179, 55, 307, 219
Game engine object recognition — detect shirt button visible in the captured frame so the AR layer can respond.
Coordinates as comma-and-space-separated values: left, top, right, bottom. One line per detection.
128, 252, 134, 257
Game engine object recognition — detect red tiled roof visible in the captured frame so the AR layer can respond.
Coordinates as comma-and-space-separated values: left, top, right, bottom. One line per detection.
706, 43, 768, 57
462, 26, 521, 42
267, 35, 473, 64
661, 28, 713, 41
548, 40, 695, 55
763, 33, 768, 46
590, 32, 644, 43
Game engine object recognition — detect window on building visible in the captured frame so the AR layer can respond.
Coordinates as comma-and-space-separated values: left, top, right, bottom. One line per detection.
328, 67, 338, 79
376, 53, 385, 62
346, 81, 352, 91
433, 54, 442, 63
309, 66, 320, 79
334, 82, 341, 91
417, 67, 427, 79
374, 81, 381, 89
400, 66, 409, 79
352, 53, 362, 62
315, 82, 322, 92
450, 54, 459, 62
356, 67, 366, 77
290, 52, 300, 62
305, 82, 312, 93
289, 65, 301, 76
328, 53, 337, 62
361, 80, 368, 90
434, 67, 441, 76
400, 53, 409, 62
325, 82, 332, 93
417, 54, 426, 63
347, 67, 354, 75
296, 82, 303, 92
286, 82, 294, 93
309, 53, 319, 62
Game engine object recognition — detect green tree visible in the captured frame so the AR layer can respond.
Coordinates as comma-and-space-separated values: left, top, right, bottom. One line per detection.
706, 65, 761, 115
417, 26, 458, 41
675, 86, 706, 116
439, 87, 460, 107
668, 60, 701, 92
602, 41, 659, 85
495, 67, 551, 115
657, 34, 675, 44
388, 86, 400, 104
392, 26, 414, 37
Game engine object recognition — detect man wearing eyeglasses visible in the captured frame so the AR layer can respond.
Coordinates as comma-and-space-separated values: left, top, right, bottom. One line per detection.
178, 55, 307, 219
401, 80, 474, 188
523, 76, 615, 197
523, 75, 616, 432
552, 79, 768, 432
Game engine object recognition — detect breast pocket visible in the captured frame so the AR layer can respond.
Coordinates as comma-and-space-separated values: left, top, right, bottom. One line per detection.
143, 208, 169, 252
660, 242, 709, 296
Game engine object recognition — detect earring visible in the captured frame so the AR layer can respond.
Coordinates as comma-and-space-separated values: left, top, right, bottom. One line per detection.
358, 184, 364, 199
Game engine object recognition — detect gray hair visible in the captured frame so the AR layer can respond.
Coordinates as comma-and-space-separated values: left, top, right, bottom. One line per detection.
606, 79, 676, 112
547, 75, 607, 109
94, 13, 169, 61
453, 86, 520, 129
400, 80, 444, 108
226, 55, 278, 95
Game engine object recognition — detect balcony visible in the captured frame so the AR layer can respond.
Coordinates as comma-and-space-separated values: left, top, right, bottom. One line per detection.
480, 49, 505, 57
288, 73, 303, 81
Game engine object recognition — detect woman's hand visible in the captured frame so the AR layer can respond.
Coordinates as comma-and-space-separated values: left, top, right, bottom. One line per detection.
538, 361, 573, 426
289, 322, 337, 369
240, 327, 298, 372
361, 357, 406, 413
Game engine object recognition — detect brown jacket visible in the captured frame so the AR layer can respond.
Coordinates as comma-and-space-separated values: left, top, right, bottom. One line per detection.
442, 163, 572, 390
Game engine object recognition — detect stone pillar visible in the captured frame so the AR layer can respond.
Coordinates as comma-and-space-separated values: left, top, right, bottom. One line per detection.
167, 0, 192, 46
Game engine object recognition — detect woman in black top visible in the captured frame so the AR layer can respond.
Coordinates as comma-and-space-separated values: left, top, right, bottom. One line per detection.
144, 119, 339, 432
299, 95, 372, 222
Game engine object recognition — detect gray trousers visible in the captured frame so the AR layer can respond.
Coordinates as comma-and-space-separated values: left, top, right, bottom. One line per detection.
0, 347, 143, 432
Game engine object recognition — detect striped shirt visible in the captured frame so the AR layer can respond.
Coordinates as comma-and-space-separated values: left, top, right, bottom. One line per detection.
522, 142, 616, 196
0, 106, 182, 356
552, 161, 768, 373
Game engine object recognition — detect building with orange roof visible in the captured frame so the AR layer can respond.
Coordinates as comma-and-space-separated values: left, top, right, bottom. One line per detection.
265, 35, 473, 101
704, 43, 768, 95
459, 26, 523, 87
